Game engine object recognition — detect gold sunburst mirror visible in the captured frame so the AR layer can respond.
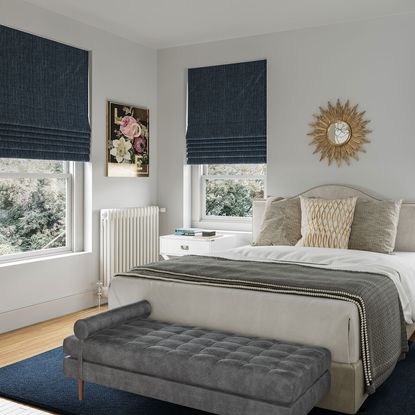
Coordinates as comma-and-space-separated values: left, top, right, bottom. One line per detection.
308, 99, 371, 166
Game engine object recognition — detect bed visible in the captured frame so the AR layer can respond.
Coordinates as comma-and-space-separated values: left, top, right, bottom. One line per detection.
108, 185, 415, 414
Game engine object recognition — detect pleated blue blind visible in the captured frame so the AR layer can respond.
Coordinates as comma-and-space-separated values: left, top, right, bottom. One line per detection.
186, 59, 266, 165
0, 25, 90, 161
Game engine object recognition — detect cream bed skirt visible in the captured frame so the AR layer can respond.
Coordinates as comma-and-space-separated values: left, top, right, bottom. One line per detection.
109, 275, 361, 364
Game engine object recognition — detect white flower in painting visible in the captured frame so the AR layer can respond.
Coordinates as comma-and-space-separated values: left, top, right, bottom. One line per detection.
140, 124, 149, 138
110, 137, 132, 163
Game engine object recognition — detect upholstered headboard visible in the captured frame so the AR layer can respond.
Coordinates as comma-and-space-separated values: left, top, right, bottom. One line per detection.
252, 184, 415, 252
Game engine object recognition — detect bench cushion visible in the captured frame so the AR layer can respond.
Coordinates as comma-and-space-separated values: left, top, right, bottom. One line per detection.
64, 318, 330, 406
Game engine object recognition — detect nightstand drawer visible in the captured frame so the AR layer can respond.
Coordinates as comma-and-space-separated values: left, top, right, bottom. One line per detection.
160, 237, 211, 256
160, 234, 239, 259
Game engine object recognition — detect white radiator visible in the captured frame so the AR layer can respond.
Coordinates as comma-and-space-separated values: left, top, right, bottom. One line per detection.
100, 206, 159, 290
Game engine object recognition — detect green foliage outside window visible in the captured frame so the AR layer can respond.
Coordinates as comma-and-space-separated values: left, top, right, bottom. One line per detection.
0, 159, 67, 256
204, 164, 265, 218
206, 179, 264, 217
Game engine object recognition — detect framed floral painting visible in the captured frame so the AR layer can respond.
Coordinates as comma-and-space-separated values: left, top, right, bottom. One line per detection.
106, 101, 149, 177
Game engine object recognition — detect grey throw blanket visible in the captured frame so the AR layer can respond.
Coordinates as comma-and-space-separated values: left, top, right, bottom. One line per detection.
117, 255, 408, 394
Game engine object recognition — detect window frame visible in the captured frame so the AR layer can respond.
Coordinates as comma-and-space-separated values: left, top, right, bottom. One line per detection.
0, 160, 84, 263
191, 164, 266, 232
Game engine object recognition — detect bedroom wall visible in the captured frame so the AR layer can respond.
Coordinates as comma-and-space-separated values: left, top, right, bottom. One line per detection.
157, 13, 415, 236
0, 0, 157, 332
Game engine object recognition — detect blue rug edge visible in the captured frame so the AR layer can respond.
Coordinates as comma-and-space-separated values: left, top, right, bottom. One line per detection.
0, 347, 76, 415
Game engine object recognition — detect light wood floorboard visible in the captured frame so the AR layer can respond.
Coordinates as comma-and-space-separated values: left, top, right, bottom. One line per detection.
0, 305, 106, 368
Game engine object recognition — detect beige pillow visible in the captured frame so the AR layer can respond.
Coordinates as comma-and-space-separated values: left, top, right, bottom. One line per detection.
349, 199, 402, 254
254, 197, 302, 246
296, 196, 357, 249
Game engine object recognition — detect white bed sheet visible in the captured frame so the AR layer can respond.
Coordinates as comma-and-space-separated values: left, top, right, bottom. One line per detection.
219, 246, 415, 324
108, 246, 415, 365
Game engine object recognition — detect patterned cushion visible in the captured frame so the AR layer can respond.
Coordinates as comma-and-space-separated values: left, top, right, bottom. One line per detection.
296, 196, 357, 249
64, 318, 331, 406
254, 197, 302, 246
349, 199, 402, 254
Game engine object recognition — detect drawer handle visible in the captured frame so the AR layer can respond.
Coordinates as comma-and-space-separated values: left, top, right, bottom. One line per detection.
180, 244, 189, 251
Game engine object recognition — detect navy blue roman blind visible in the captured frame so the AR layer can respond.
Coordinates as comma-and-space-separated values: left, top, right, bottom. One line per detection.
0, 25, 90, 161
186, 59, 266, 165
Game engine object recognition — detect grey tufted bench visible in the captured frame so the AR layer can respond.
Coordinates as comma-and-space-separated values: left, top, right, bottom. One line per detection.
63, 300, 331, 415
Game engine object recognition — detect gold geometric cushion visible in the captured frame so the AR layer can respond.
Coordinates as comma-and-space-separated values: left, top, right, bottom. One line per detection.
296, 196, 357, 249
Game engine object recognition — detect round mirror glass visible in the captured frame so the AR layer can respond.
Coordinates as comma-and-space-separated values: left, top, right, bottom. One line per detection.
327, 121, 351, 145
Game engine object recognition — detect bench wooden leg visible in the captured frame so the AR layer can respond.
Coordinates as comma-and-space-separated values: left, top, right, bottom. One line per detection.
78, 379, 84, 401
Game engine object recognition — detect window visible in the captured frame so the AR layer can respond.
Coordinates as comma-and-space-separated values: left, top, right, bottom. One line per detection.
192, 164, 266, 229
0, 158, 78, 260
186, 61, 266, 231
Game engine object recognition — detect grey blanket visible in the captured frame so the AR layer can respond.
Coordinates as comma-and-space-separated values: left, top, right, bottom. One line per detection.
117, 255, 408, 393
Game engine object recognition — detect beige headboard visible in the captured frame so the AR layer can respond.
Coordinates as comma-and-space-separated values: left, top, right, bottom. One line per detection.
252, 184, 415, 252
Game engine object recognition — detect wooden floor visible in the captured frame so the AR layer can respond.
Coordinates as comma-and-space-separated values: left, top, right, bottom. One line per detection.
0, 305, 107, 415
0, 305, 106, 368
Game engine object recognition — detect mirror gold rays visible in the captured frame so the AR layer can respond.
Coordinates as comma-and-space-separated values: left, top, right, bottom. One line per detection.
308, 99, 371, 166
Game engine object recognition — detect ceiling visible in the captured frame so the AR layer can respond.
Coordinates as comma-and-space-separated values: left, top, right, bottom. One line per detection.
24, 0, 415, 49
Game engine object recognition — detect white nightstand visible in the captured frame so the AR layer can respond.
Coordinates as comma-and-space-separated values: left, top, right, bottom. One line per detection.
160, 234, 239, 260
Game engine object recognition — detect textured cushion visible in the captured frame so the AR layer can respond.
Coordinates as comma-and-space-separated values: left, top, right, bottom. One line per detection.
296, 197, 357, 249
64, 319, 331, 406
254, 197, 302, 246
349, 199, 402, 254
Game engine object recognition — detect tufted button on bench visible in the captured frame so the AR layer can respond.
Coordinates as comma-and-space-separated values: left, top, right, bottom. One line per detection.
63, 301, 331, 415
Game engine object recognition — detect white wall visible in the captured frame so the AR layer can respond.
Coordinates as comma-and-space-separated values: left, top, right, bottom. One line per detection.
157, 13, 415, 235
0, 0, 158, 332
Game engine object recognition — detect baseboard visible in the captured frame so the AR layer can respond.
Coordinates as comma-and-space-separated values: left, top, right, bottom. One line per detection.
0, 290, 98, 334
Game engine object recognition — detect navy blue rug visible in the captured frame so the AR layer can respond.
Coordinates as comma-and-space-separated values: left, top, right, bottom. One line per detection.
0, 345, 414, 415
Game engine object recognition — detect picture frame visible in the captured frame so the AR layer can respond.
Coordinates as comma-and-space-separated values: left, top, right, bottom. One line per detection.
106, 101, 150, 177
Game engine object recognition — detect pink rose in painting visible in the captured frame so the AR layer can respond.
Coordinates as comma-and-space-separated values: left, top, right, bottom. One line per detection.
132, 135, 147, 154
120, 116, 141, 139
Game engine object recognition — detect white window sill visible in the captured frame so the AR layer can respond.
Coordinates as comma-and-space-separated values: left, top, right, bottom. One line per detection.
0, 250, 91, 268
192, 218, 253, 233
